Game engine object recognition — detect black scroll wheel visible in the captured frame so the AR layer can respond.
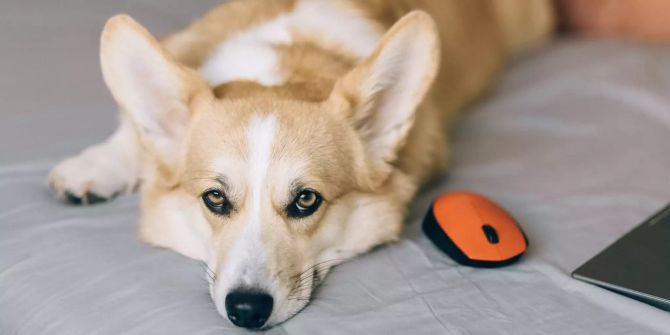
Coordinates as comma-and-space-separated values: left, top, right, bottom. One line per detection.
482, 224, 499, 244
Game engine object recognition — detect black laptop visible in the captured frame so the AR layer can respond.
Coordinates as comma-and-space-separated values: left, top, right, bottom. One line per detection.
572, 204, 670, 311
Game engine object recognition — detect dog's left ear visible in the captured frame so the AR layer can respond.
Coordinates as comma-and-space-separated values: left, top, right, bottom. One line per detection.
328, 11, 440, 188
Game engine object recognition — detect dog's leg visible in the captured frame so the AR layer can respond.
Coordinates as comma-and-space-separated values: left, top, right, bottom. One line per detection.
48, 113, 141, 204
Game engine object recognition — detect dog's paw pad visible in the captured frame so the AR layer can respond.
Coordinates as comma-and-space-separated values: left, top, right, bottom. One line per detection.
63, 191, 115, 205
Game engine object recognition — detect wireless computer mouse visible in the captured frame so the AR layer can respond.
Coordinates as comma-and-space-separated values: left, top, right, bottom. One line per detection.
422, 191, 528, 267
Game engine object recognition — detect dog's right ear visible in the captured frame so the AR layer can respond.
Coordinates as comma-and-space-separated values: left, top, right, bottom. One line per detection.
100, 15, 210, 166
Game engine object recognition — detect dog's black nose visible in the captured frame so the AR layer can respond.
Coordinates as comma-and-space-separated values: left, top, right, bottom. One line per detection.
225, 290, 274, 329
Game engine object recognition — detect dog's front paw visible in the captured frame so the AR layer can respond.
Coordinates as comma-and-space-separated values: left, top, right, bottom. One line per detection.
48, 144, 139, 205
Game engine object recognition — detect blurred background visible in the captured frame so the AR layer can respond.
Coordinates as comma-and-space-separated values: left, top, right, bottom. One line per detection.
0, 0, 221, 164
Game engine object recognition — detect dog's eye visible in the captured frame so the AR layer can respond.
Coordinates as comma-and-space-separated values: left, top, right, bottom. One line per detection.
202, 189, 231, 215
287, 189, 322, 218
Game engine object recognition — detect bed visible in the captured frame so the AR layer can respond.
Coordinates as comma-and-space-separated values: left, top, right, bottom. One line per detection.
1, 1, 669, 334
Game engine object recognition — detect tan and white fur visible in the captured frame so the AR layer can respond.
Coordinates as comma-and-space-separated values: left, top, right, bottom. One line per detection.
48, 0, 554, 329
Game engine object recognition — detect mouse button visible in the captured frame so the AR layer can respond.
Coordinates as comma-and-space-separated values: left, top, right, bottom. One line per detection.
432, 197, 496, 259
470, 198, 514, 231
482, 225, 499, 244
432, 195, 476, 231
473, 201, 527, 258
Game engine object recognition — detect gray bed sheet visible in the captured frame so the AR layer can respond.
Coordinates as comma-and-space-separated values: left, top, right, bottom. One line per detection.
2, 1, 670, 334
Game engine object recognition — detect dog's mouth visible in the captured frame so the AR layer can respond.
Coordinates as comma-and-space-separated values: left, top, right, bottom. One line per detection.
260, 267, 325, 329
202, 259, 341, 329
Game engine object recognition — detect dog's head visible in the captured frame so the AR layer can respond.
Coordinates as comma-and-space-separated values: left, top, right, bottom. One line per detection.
100, 12, 438, 329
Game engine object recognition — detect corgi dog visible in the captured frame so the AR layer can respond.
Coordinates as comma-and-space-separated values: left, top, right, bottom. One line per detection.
48, 0, 553, 329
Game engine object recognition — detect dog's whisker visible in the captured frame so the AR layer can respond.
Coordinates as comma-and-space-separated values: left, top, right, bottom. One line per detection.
287, 258, 342, 296
290, 259, 343, 280
295, 274, 314, 287
200, 262, 218, 283
201, 266, 215, 276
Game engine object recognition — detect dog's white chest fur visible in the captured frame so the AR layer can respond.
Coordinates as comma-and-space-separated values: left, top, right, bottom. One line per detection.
198, 0, 382, 86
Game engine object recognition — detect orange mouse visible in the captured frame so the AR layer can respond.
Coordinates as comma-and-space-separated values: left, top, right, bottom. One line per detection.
422, 191, 528, 267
